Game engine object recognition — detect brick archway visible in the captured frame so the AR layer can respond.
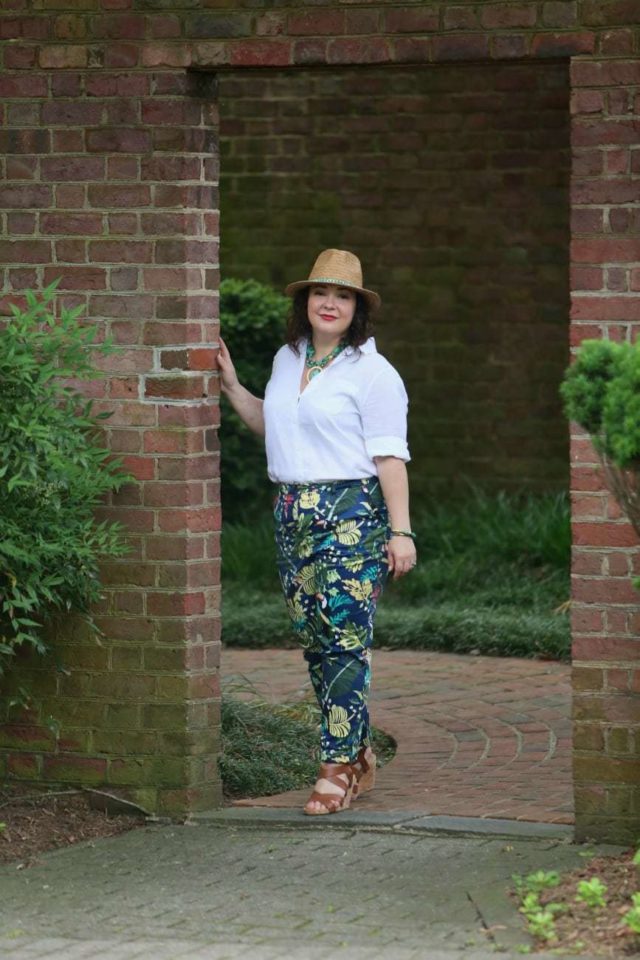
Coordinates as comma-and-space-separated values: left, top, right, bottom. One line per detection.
0, 3, 638, 842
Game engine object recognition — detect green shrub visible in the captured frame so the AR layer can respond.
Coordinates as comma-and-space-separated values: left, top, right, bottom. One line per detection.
602, 343, 640, 468
0, 281, 131, 692
561, 336, 640, 469
219, 278, 289, 522
561, 337, 640, 591
402, 482, 570, 596
560, 338, 623, 445
222, 588, 571, 661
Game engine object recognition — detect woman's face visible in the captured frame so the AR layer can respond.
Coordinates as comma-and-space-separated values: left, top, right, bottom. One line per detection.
307, 284, 356, 340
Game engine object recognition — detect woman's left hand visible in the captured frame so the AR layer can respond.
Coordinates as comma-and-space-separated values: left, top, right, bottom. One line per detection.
386, 535, 417, 580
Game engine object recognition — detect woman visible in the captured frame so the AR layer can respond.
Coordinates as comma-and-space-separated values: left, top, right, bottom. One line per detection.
216, 249, 416, 816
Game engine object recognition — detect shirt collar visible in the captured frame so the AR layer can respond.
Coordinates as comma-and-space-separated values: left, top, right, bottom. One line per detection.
346, 337, 376, 356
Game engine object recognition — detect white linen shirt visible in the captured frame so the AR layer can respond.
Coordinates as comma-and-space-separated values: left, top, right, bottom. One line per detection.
263, 336, 410, 483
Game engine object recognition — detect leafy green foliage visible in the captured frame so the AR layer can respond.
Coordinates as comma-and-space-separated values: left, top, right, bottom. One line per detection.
517, 891, 564, 943
560, 338, 623, 443
575, 877, 607, 909
0, 280, 131, 687
513, 871, 561, 897
623, 892, 640, 935
561, 338, 640, 594
513, 873, 566, 945
561, 337, 640, 468
514, 860, 640, 952
602, 344, 640, 468
219, 278, 289, 521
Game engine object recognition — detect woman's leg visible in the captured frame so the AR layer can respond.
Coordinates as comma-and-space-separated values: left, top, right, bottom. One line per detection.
313, 648, 372, 764
303, 650, 323, 709
274, 479, 388, 812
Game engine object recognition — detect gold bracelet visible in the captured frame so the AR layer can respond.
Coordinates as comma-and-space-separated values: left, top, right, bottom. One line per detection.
390, 529, 416, 541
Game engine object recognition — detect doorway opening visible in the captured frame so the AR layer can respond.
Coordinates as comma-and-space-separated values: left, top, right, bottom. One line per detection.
217, 60, 573, 823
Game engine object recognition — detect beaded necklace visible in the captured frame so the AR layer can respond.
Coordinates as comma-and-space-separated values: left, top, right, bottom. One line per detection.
304, 338, 347, 384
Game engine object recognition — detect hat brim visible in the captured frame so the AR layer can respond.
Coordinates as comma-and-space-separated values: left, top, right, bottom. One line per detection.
284, 279, 381, 311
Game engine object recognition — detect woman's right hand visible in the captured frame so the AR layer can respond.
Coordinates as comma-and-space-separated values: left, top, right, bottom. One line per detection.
216, 335, 240, 395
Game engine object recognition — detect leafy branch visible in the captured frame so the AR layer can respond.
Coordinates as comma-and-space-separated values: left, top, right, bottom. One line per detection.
0, 280, 133, 700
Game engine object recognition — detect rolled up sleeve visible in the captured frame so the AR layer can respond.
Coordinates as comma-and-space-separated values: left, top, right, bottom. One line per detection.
359, 366, 410, 463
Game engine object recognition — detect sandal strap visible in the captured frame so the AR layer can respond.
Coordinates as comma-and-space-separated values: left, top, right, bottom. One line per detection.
305, 763, 355, 812
319, 762, 353, 778
305, 789, 345, 812
352, 747, 371, 782
316, 767, 354, 790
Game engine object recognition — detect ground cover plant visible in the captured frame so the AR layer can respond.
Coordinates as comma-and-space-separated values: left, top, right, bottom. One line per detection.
222, 482, 571, 660
512, 846, 640, 956
220, 675, 395, 799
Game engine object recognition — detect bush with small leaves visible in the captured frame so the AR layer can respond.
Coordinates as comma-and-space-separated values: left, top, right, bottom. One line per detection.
603, 343, 640, 468
560, 338, 624, 447
219, 278, 289, 522
0, 280, 131, 699
561, 337, 640, 592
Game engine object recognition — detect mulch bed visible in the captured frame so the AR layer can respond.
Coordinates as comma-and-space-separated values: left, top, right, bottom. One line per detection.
0, 782, 146, 869
519, 848, 640, 957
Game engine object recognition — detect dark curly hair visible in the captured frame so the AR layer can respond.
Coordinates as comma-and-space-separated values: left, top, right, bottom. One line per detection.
285, 288, 374, 356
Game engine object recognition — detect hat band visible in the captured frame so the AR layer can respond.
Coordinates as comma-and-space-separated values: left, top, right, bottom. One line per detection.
307, 275, 363, 288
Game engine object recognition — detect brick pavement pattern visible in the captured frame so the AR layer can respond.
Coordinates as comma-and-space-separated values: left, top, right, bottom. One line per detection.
0, 822, 605, 959
225, 649, 572, 823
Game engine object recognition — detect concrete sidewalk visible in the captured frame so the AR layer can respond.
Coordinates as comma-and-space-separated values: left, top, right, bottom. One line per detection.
0, 817, 613, 960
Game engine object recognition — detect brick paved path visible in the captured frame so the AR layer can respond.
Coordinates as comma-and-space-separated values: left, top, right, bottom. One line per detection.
224, 649, 573, 823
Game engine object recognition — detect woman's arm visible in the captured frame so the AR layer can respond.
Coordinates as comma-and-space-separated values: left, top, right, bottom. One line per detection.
215, 335, 265, 438
374, 455, 416, 579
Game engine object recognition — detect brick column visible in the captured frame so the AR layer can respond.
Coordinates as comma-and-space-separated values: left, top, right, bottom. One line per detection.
570, 57, 640, 844
0, 57, 221, 816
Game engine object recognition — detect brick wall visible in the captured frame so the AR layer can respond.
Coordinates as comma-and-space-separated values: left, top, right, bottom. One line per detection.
569, 56, 640, 843
0, 0, 638, 837
219, 61, 570, 498
0, 64, 223, 815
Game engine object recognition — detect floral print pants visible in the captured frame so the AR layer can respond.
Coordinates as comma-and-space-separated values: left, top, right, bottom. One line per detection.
273, 477, 390, 764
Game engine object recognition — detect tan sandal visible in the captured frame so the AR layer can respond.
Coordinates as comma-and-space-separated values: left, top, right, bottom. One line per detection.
303, 762, 355, 816
351, 745, 376, 800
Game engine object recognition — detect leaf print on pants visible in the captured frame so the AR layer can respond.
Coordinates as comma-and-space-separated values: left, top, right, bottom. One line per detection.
273, 477, 389, 762
328, 704, 351, 739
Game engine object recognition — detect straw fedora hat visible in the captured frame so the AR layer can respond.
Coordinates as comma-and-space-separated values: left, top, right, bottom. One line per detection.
284, 249, 381, 311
